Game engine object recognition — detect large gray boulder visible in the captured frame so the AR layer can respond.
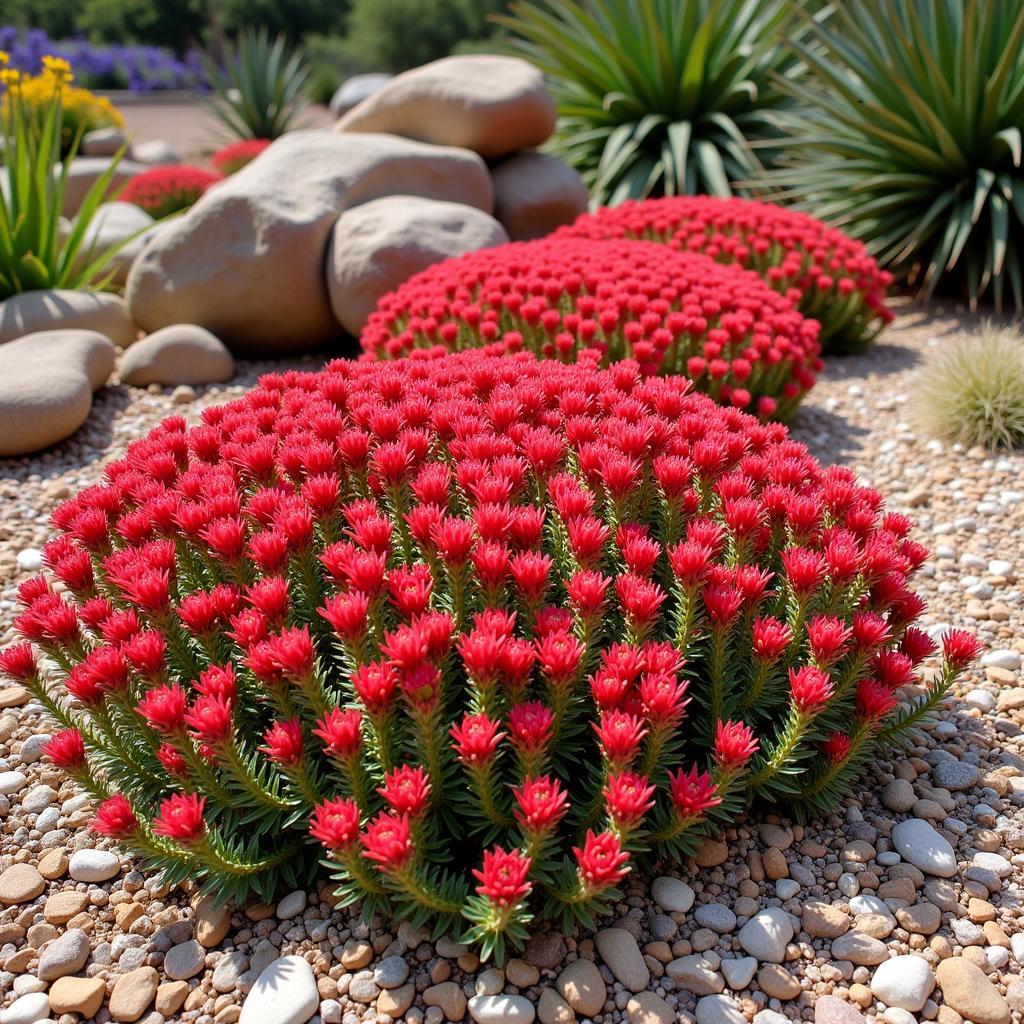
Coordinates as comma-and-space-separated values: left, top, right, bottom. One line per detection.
0, 289, 137, 348
328, 195, 508, 336
0, 330, 116, 457
126, 131, 493, 355
336, 56, 556, 159
492, 151, 590, 241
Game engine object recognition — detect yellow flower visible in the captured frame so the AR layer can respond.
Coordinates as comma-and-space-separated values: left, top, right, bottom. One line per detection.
0, 68, 19, 87
0, 50, 9, 66
41, 55, 73, 79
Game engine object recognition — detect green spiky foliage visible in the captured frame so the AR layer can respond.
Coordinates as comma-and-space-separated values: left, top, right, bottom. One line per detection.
498, 0, 804, 205
0, 58, 140, 299
769, 0, 1024, 310
3, 352, 980, 958
204, 28, 310, 140
913, 323, 1024, 450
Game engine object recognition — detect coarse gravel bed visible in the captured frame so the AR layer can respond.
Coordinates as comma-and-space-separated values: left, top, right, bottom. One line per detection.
0, 300, 1021, 1024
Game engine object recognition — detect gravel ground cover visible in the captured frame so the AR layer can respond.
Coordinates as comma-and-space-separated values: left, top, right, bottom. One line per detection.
0, 300, 1021, 1024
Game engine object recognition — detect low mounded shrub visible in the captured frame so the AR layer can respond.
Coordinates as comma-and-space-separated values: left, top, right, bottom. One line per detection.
558, 197, 894, 354
913, 324, 1024, 450
211, 139, 271, 175
2, 350, 980, 959
360, 238, 823, 421
120, 165, 223, 218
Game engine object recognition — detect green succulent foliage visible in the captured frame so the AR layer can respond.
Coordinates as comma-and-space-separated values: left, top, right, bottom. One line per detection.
204, 28, 310, 140
770, 0, 1024, 311
498, 0, 802, 205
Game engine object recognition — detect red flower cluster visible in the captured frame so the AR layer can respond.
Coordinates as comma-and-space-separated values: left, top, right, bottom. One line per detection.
121, 165, 223, 219
211, 139, 271, 175
360, 238, 822, 420
558, 197, 894, 353
4, 349, 977, 957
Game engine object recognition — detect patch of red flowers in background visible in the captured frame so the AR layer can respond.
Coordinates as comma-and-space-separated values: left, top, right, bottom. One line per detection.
360, 238, 822, 420
558, 196, 893, 352
121, 164, 223, 219
211, 139, 271, 175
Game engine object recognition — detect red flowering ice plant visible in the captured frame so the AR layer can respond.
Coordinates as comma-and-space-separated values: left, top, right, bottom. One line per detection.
121, 164, 223, 219
211, 139, 271, 175
360, 238, 822, 421
1, 350, 980, 962
557, 197, 894, 354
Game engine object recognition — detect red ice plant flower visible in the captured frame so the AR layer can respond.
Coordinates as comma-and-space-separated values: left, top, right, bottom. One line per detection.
211, 138, 270, 175
360, 238, 822, 420
557, 196, 893, 353
2, 349, 979, 960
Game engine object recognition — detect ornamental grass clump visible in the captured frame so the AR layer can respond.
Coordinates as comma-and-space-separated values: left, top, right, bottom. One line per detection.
2, 351, 980, 960
120, 165, 223, 219
360, 238, 822, 421
558, 197, 894, 355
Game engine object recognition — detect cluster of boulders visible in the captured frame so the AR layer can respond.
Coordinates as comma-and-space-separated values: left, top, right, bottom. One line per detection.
126, 55, 590, 353
0, 291, 234, 458
0, 54, 589, 456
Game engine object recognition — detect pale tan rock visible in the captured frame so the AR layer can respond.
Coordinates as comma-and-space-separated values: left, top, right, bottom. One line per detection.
0, 330, 116, 456
37, 850, 68, 881
328, 194, 507, 334
61, 157, 146, 216
803, 901, 850, 939
492, 151, 589, 241
43, 891, 88, 924
155, 980, 189, 1016
376, 981, 415, 1018
119, 324, 235, 386
556, 958, 605, 1016
0, 863, 45, 905
594, 928, 649, 993
935, 958, 1010, 1024
194, 894, 231, 948
48, 975, 105, 1017
423, 980, 467, 1021
758, 964, 801, 1000
337, 56, 555, 159
0, 288, 136, 347
127, 131, 492, 354
109, 965, 159, 1022
627, 991, 675, 1024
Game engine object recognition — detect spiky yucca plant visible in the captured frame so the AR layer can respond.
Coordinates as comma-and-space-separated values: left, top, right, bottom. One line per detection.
914, 323, 1024, 449
498, 0, 801, 205
770, 0, 1024, 310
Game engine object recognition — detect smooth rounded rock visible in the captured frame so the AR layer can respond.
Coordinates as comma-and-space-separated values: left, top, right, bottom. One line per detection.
337, 55, 555, 159
831, 932, 889, 966
133, 139, 182, 165
696, 994, 746, 1024
0, 289, 136, 348
0, 864, 45, 905
109, 966, 159, 1022
469, 994, 536, 1024
239, 955, 319, 1024
935, 957, 1011, 1024
870, 956, 934, 1012
651, 875, 695, 914
328, 194, 507, 335
737, 908, 793, 963
329, 73, 392, 116
492, 151, 589, 241
127, 131, 492, 354
119, 324, 235, 386
74, 201, 157, 286
891, 819, 957, 877
373, 955, 409, 989
627, 991, 675, 1024
0, 991, 51, 1024
38, 928, 90, 980
594, 928, 649, 992
555, 958, 605, 1016
68, 848, 120, 882
47, 976, 105, 1017
0, 327, 116, 456
61, 157, 146, 217
82, 127, 128, 157
0, 771, 28, 795
164, 939, 205, 980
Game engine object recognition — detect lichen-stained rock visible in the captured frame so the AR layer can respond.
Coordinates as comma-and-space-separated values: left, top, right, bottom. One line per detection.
0, 330, 116, 457
492, 151, 590, 241
126, 131, 492, 354
336, 56, 556, 159
328, 195, 508, 335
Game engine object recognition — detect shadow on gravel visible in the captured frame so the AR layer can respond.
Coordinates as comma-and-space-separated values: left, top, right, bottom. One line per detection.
790, 404, 871, 465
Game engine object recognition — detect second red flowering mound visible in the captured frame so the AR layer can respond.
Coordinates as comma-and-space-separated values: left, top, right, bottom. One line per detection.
211, 139, 271, 175
361, 238, 822, 421
2, 350, 978, 961
121, 164, 223, 219
557, 197, 894, 354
